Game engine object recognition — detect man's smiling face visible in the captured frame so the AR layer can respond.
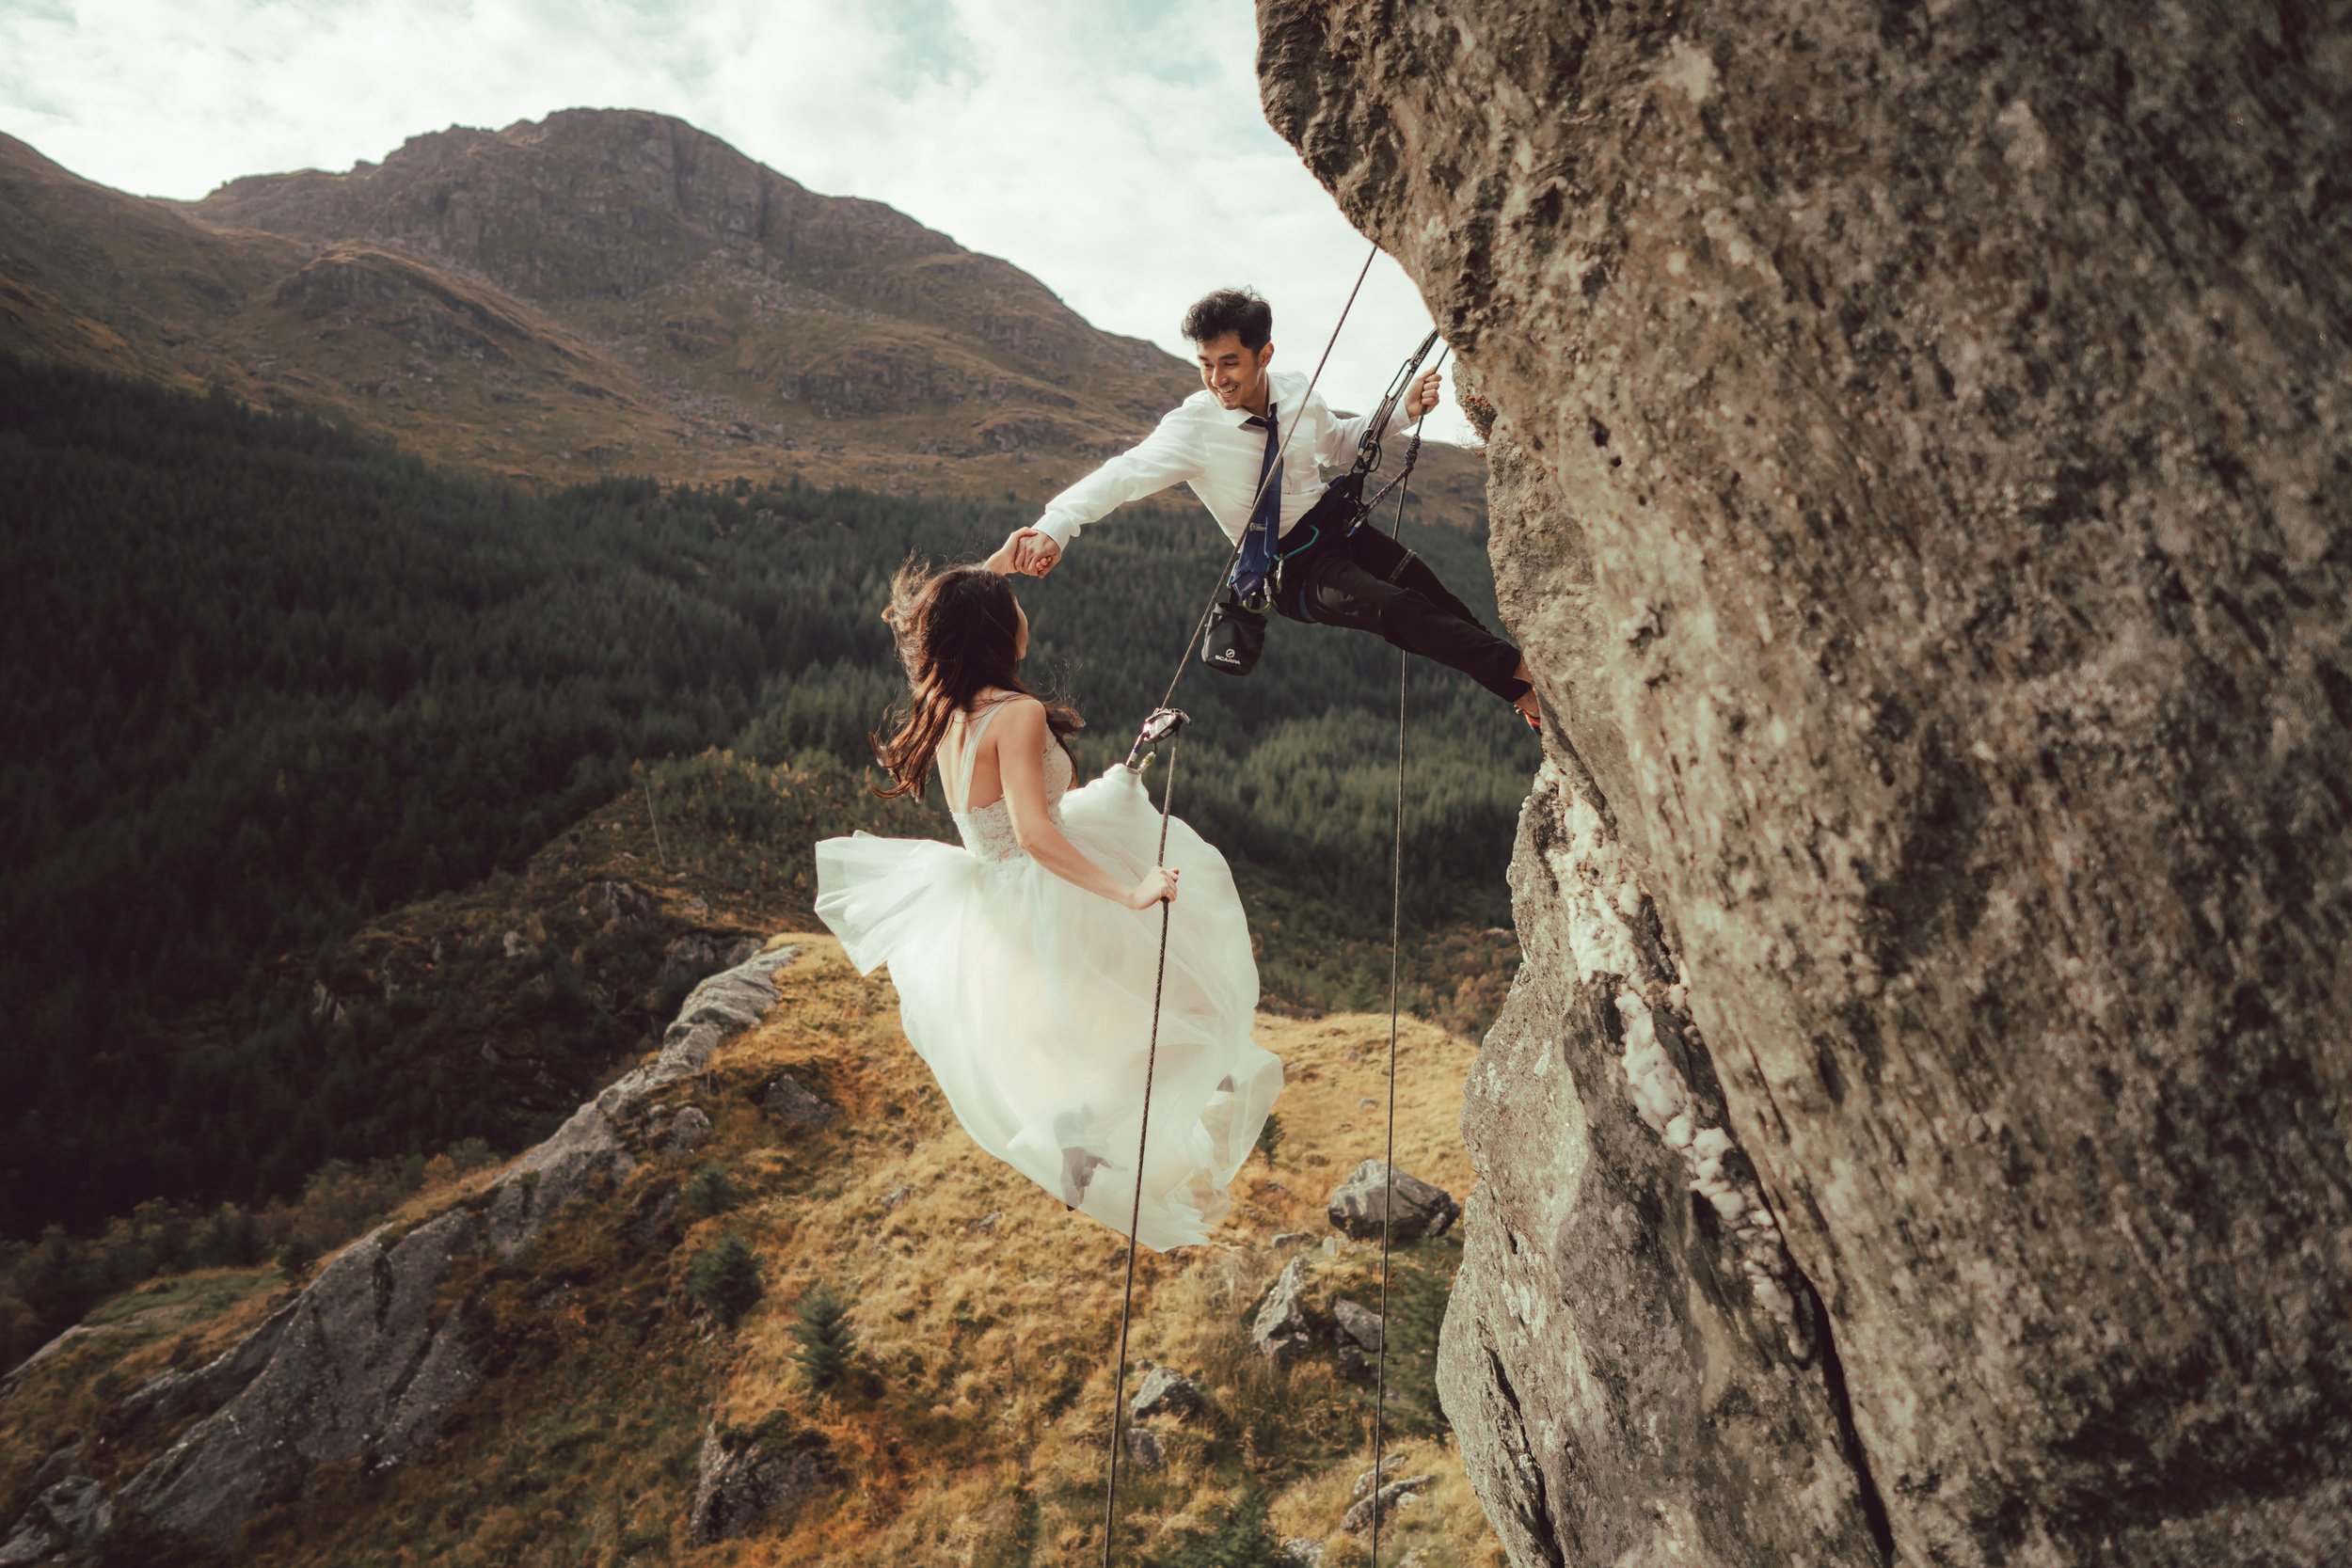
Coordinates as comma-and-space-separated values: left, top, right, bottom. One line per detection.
1195, 331, 1274, 413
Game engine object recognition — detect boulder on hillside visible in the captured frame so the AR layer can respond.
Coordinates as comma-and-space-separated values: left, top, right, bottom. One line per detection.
1353, 1462, 1429, 1499
687, 1415, 833, 1544
656, 1104, 713, 1161
760, 1071, 837, 1133
1325, 1161, 1459, 1243
1333, 1299, 1385, 1354
1332, 1298, 1385, 1377
658, 933, 764, 995
1129, 1366, 1207, 1422
1339, 1474, 1434, 1535
1251, 1257, 1320, 1367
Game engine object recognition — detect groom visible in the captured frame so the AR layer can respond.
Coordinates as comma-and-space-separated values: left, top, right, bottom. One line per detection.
1001, 287, 1541, 729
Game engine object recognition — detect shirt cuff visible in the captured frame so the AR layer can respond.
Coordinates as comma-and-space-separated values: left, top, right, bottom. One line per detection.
1033, 512, 1080, 549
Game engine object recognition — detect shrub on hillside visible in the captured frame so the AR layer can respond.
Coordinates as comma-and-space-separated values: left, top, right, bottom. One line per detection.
1143, 1486, 1286, 1568
687, 1233, 762, 1329
1255, 1111, 1285, 1166
790, 1277, 857, 1391
680, 1162, 738, 1222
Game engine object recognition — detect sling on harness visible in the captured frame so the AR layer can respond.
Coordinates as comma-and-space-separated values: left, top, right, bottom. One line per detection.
1196, 329, 1445, 679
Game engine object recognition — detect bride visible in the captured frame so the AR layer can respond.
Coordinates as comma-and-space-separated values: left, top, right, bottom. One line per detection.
812, 549, 1281, 1251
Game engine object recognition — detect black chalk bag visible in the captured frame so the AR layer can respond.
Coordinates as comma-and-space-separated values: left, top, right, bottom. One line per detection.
1200, 589, 1267, 676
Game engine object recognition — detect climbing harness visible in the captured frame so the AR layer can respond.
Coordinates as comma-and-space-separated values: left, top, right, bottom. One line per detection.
1197, 325, 1445, 680
1095, 234, 1450, 1565
1181, 242, 1377, 687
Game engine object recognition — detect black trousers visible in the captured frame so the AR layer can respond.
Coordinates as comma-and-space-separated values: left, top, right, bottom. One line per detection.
1270, 489, 1529, 700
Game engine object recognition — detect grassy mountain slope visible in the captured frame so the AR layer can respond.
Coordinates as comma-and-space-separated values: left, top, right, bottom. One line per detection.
0, 112, 1489, 521
2, 929, 1502, 1567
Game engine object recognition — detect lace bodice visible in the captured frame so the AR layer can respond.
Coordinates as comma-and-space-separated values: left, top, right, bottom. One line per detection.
944, 698, 1072, 863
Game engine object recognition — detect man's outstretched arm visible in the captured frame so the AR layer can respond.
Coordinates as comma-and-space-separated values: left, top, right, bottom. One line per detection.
1001, 407, 1199, 576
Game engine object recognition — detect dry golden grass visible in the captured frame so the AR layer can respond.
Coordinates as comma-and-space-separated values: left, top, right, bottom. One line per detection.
696, 936, 1491, 1565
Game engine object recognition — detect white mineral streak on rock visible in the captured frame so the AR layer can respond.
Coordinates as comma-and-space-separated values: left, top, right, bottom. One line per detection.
1615, 987, 1807, 1354
1538, 759, 1641, 983
1614, 990, 1689, 1135
1540, 751, 1819, 1359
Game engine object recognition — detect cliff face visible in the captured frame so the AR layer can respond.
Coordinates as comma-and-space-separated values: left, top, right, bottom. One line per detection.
1258, 4, 2352, 1564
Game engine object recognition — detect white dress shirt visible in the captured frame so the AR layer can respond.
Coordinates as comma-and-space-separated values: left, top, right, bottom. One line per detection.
1032, 368, 1413, 550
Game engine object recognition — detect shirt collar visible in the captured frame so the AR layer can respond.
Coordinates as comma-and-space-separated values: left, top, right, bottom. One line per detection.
1228, 368, 1301, 429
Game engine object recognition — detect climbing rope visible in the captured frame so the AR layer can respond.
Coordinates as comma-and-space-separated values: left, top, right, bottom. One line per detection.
1095, 240, 1451, 1566
1369, 348, 1445, 1568
1099, 715, 1184, 1564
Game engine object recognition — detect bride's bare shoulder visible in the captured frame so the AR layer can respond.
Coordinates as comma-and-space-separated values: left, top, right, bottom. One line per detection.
985, 691, 1048, 732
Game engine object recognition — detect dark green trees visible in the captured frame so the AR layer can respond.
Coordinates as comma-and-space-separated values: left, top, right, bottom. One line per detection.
686, 1234, 763, 1330
789, 1277, 857, 1391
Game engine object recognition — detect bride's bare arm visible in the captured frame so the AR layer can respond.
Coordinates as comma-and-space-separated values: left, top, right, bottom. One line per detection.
993, 700, 1176, 910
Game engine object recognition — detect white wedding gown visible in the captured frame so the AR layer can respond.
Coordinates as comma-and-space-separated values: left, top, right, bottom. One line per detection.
812, 698, 1281, 1251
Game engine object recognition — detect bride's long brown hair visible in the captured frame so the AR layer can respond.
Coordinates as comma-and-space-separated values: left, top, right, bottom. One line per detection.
870, 559, 1083, 800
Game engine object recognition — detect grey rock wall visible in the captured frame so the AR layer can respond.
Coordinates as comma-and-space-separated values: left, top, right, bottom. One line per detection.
1259, 3, 2352, 1564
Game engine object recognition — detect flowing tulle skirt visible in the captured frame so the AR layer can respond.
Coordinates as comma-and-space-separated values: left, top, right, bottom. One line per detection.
813, 764, 1279, 1251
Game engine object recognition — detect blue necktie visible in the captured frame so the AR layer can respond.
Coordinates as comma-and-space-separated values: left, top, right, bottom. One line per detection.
1232, 403, 1281, 609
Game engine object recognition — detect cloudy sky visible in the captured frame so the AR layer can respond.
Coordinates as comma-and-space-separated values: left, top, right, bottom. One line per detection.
0, 0, 1471, 442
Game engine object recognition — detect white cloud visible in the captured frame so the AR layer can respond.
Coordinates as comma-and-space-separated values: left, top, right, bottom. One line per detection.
0, 0, 1470, 441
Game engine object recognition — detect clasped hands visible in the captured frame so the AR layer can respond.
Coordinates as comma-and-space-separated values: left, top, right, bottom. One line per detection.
989, 527, 1062, 578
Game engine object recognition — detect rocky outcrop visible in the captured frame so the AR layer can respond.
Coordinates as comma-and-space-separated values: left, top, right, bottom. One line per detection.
1251, 1256, 1321, 1368
1260, 4, 2352, 1565
270, 244, 538, 362
760, 1070, 839, 1134
686, 1412, 834, 1544
0, 1476, 109, 1564
1331, 1298, 1385, 1377
1339, 1473, 1434, 1536
1129, 1366, 1208, 1422
29, 946, 800, 1554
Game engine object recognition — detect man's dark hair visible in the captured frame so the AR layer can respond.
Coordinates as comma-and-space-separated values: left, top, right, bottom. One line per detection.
1182, 287, 1273, 352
